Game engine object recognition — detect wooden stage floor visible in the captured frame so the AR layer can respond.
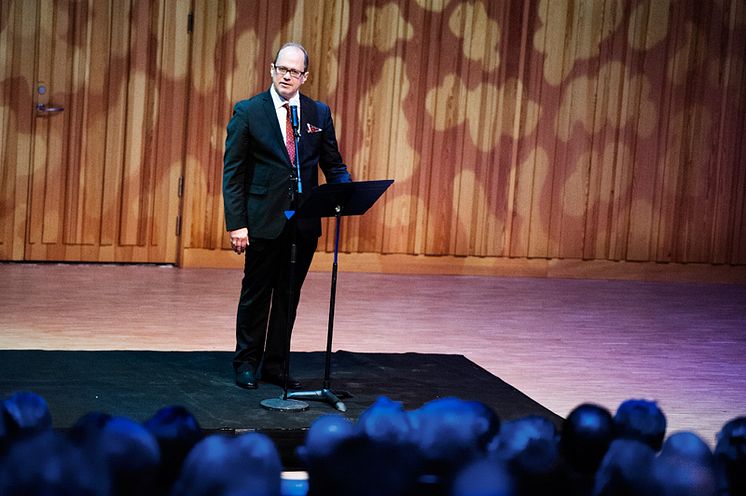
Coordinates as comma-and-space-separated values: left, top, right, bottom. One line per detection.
1, 262, 744, 446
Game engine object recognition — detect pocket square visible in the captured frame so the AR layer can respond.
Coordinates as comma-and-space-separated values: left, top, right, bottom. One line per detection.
306, 123, 323, 133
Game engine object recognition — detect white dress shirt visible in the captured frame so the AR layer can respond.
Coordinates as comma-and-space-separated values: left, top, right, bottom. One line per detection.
269, 85, 301, 143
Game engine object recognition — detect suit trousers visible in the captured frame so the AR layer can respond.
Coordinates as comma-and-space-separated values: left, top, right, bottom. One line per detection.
233, 221, 318, 375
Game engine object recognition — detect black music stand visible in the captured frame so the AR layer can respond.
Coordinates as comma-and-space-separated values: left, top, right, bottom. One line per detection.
286, 179, 393, 411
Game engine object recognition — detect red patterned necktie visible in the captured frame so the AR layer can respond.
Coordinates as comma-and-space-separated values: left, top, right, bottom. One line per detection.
283, 103, 295, 165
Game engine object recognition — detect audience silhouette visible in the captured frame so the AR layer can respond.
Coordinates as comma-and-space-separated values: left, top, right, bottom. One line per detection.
2, 391, 53, 440
144, 405, 203, 494
0, 391, 743, 496
171, 433, 282, 496
715, 416, 746, 496
613, 399, 667, 451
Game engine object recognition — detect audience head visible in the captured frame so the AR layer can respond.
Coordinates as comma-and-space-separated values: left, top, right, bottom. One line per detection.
492, 415, 557, 460
409, 397, 500, 477
68, 414, 161, 495
0, 430, 109, 495
660, 431, 714, 466
68, 411, 113, 445
94, 416, 161, 496
2, 391, 52, 440
144, 405, 202, 493
593, 438, 656, 496
306, 434, 420, 496
234, 432, 284, 486
714, 416, 746, 496
355, 396, 413, 445
613, 399, 666, 451
298, 414, 355, 463
561, 403, 615, 474
491, 415, 562, 494
451, 458, 516, 496
172, 433, 282, 496
650, 452, 717, 496
303, 407, 421, 496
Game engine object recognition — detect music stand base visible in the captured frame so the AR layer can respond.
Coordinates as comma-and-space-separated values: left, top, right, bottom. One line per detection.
260, 397, 309, 412
287, 389, 348, 412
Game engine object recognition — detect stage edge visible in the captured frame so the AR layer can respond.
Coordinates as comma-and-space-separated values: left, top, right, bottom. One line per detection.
180, 249, 746, 284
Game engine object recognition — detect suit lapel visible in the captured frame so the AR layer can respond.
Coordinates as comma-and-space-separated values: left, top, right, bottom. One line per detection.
299, 94, 318, 164
260, 90, 291, 164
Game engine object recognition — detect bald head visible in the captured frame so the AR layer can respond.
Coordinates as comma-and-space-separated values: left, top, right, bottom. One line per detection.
274, 42, 309, 72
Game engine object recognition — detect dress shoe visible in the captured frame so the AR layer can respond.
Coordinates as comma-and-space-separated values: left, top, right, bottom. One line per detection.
235, 369, 258, 389
261, 371, 302, 390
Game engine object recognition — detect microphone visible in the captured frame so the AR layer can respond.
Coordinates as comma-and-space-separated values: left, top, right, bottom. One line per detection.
289, 105, 302, 194
290, 105, 300, 138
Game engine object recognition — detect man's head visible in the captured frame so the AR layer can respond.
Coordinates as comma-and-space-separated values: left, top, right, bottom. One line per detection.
270, 42, 309, 100
613, 399, 667, 451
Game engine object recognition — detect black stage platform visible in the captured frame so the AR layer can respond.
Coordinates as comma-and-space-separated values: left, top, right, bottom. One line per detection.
0, 350, 562, 467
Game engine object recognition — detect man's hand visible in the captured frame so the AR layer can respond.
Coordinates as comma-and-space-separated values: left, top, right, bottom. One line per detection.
229, 228, 249, 254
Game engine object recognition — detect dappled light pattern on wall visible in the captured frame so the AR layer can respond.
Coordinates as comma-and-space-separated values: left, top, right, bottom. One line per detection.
2, 0, 745, 266
1, 0, 188, 263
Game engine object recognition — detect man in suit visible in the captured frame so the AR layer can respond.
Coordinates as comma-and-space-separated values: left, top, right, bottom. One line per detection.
223, 42, 351, 390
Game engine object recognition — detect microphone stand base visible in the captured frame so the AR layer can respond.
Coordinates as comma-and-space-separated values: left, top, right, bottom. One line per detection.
287, 388, 349, 412
260, 397, 309, 412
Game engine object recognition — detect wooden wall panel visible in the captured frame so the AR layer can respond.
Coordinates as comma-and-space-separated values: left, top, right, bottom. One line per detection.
0, 1, 37, 260
1, 0, 188, 263
181, 0, 746, 270
151, 0, 191, 263
182, 0, 236, 253
4, 0, 745, 272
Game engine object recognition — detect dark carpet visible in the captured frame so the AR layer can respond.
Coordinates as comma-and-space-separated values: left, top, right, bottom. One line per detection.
0, 350, 562, 467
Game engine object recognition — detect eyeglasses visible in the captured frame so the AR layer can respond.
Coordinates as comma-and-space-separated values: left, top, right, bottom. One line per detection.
273, 64, 306, 79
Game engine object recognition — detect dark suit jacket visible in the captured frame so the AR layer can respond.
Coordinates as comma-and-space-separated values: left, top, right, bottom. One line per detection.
223, 90, 351, 239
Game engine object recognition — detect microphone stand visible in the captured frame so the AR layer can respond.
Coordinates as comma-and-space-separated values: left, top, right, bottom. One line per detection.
287, 203, 349, 411
261, 105, 309, 412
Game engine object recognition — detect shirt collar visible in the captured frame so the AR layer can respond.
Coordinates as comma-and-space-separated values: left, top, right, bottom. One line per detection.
269, 85, 301, 110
